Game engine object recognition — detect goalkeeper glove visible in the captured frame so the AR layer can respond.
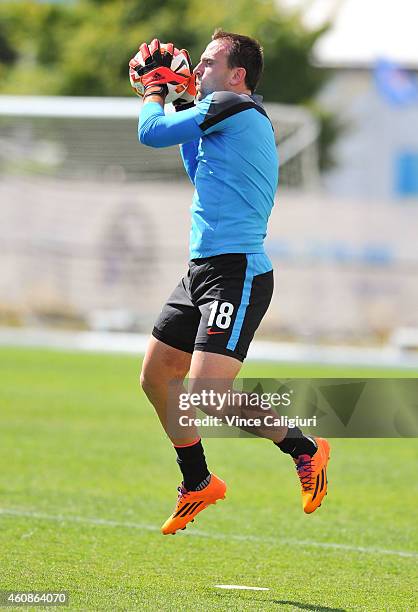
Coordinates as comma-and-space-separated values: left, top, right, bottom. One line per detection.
172, 50, 197, 111
129, 39, 188, 99
173, 77, 197, 111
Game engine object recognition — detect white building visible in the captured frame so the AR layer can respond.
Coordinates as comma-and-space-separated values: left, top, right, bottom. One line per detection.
281, 0, 418, 200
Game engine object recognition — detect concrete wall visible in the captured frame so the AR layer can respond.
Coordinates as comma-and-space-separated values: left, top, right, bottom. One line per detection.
1, 177, 418, 341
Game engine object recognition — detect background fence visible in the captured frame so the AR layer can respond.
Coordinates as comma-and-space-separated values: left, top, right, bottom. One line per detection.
1, 96, 418, 344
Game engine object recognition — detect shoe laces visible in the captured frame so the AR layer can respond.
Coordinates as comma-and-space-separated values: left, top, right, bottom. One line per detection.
176, 483, 190, 504
295, 454, 315, 492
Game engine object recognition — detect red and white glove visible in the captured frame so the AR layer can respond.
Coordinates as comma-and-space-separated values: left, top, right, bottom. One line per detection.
129, 39, 190, 99
173, 71, 197, 111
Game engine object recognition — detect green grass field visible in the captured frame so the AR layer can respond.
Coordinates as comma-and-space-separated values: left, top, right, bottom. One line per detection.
0, 347, 417, 611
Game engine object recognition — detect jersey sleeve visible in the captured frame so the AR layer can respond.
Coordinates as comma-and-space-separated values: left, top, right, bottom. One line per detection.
138, 92, 251, 147
138, 102, 203, 148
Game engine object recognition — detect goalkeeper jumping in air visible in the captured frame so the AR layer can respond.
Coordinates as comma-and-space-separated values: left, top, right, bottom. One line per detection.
129, 30, 330, 535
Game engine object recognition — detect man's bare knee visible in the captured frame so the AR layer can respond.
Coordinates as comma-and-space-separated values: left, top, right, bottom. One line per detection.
139, 367, 151, 394
139, 364, 163, 397
139, 360, 187, 396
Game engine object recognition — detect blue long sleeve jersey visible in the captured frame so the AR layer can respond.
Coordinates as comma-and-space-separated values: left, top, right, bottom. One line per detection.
138, 91, 279, 260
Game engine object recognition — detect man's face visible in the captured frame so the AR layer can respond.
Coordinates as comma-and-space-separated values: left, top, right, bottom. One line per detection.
193, 40, 235, 100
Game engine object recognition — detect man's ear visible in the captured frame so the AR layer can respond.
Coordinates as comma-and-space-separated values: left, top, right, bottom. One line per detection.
230, 67, 247, 87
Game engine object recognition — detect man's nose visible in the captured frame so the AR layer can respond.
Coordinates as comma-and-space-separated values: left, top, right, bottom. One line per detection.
193, 62, 202, 76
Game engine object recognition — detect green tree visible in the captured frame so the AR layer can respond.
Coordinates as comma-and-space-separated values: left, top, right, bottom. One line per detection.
0, 0, 339, 167
0, 0, 328, 99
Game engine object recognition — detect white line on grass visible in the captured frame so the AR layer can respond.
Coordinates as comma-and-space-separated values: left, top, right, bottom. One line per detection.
215, 585, 269, 591
1, 507, 417, 559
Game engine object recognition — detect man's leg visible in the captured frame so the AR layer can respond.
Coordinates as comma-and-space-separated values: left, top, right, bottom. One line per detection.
140, 337, 226, 535
188, 351, 317, 450
158, 350, 245, 535
188, 351, 329, 516
187, 348, 329, 515
140, 335, 195, 444
141, 334, 214, 485
189, 351, 288, 442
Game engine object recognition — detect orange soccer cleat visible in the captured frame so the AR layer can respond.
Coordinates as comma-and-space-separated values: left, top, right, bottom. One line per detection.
294, 437, 330, 514
161, 473, 226, 535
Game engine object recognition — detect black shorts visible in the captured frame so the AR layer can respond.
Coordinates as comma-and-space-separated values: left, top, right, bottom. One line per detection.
152, 253, 274, 362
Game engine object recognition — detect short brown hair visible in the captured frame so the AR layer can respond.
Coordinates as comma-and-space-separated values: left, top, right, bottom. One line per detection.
212, 29, 264, 93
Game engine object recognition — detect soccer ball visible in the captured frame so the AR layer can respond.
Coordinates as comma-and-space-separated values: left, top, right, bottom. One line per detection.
129, 45, 191, 103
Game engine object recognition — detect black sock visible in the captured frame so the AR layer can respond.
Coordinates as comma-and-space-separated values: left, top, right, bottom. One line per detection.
174, 438, 210, 491
275, 427, 317, 459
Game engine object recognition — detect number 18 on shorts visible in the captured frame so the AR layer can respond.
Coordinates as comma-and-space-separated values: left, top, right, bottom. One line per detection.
152, 253, 274, 362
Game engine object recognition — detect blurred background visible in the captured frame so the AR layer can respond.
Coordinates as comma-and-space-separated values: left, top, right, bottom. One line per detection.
1, 0, 418, 366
